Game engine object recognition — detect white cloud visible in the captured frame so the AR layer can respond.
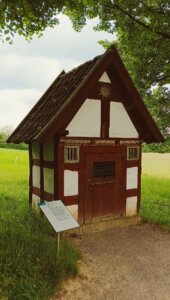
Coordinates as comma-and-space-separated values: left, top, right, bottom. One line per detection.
0, 15, 113, 62
0, 14, 114, 129
0, 55, 65, 90
0, 88, 41, 129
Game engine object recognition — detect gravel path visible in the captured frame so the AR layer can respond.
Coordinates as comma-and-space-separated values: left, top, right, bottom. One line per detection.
52, 224, 170, 300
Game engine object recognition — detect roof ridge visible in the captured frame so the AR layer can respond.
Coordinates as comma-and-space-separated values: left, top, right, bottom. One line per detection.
64, 54, 102, 76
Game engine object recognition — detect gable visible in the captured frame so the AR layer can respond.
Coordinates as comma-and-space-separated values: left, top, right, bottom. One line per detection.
7, 46, 164, 144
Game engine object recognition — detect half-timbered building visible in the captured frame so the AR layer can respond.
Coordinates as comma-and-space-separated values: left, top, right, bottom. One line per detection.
8, 46, 164, 232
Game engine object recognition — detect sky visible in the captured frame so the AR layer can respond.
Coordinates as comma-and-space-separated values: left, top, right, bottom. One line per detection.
0, 15, 113, 131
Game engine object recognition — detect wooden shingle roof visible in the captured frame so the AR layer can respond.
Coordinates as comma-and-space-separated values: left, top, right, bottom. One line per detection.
8, 55, 101, 143
8, 46, 164, 144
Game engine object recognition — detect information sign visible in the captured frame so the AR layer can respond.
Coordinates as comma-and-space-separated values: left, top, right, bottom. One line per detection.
39, 200, 79, 233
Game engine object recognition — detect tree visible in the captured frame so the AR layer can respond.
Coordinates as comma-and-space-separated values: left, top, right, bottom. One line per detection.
0, 1, 169, 139
145, 87, 170, 137
0, 125, 13, 141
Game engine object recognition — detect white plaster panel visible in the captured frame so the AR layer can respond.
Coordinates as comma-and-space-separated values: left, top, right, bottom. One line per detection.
126, 196, 138, 216
99, 72, 111, 83
67, 99, 101, 137
64, 170, 78, 196
67, 205, 78, 221
44, 168, 54, 194
126, 167, 138, 190
32, 142, 40, 159
32, 194, 40, 210
109, 102, 139, 138
32, 166, 40, 188
43, 142, 54, 161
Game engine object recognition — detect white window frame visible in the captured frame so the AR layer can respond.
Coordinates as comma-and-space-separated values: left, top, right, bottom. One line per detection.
127, 146, 139, 161
64, 146, 79, 163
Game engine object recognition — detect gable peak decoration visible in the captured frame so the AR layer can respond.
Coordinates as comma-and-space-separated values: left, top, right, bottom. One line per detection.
99, 83, 111, 99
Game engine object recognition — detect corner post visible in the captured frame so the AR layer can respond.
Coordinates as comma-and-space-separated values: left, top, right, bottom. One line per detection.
29, 142, 33, 206
40, 143, 44, 203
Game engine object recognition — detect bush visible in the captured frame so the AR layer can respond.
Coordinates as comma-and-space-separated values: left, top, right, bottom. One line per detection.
0, 142, 28, 151
142, 139, 170, 153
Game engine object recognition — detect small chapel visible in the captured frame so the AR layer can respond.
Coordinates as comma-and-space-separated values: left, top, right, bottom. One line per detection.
8, 46, 164, 233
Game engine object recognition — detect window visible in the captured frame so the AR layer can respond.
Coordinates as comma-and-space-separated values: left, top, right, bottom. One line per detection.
127, 146, 139, 160
64, 146, 79, 163
93, 161, 115, 178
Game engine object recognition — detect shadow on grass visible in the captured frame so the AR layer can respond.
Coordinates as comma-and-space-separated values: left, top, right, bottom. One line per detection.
0, 207, 80, 300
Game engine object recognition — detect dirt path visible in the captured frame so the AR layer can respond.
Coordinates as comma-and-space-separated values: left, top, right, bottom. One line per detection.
52, 224, 170, 300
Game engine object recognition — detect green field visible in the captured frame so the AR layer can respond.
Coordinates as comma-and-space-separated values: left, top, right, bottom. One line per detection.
0, 149, 80, 300
0, 149, 170, 299
141, 153, 170, 228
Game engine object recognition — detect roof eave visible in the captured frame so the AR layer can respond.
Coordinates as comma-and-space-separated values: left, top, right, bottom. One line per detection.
7, 70, 66, 143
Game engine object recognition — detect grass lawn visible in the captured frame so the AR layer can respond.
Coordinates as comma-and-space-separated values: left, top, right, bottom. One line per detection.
0, 149, 169, 299
141, 153, 170, 228
0, 149, 80, 300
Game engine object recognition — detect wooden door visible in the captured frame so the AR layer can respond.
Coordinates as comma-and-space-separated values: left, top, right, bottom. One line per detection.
85, 151, 125, 223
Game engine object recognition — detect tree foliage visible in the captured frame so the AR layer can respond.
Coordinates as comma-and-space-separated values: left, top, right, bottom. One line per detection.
0, 1, 170, 141
0, 0, 62, 42
62, 1, 170, 84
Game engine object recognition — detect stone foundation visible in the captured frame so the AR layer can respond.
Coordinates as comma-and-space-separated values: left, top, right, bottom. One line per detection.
64, 215, 140, 236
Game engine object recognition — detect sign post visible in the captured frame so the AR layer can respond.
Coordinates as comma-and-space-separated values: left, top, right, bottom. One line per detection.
57, 232, 60, 254
39, 200, 79, 256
